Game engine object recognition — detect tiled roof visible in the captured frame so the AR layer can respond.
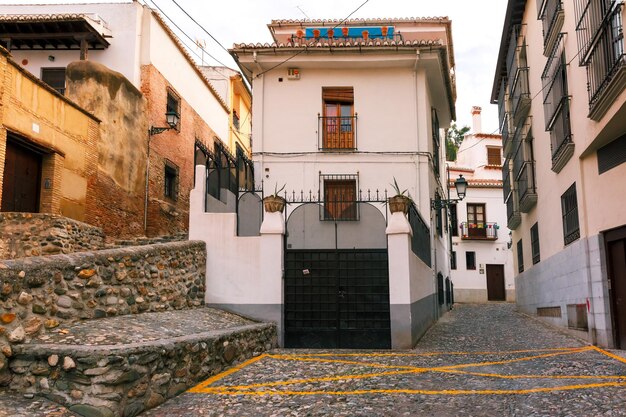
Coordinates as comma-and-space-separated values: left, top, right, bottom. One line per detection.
449, 179, 503, 188
270, 17, 449, 24
0, 13, 101, 22
232, 39, 444, 49
448, 166, 475, 173
475, 133, 502, 139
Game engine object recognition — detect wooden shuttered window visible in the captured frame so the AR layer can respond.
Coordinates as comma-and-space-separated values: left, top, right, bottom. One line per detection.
487, 147, 502, 166
324, 179, 356, 220
322, 87, 354, 102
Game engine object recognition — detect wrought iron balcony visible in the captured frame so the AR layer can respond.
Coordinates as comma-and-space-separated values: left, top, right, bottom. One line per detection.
318, 115, 357, 150
460, 222, 499, 240
511, 67, 531, 123
501, 113, 513, 157
549, 99, 574, 173
506, 192, 521, 230
540, 0, 564, 55
517, 161, 538, 212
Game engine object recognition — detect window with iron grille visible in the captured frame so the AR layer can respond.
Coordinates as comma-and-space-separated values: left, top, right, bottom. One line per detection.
41, 68, 66, 95
561, 183, 580, 245
164, 161, 178, 201
517, 239, 524, 273
432, 108, 440, 175
542, 35, 573, 168
450, 203, 458, 237
236, 145, 254, 191
451, 251, 457, 270
574, 0, 625, 114
321, 174, 358, 221
531, 222, 541, 264
321, 87, 355, 150
466, 251, 476, 270
166, 89, 181, 130
487, 147, 502, 166
435, 191, 443, 237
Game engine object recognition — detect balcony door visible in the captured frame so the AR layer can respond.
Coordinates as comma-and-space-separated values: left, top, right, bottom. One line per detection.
322, 87, 354, 149
467, 203, 486, 238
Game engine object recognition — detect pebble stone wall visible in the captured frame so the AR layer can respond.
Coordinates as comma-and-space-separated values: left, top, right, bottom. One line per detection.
0, 241, 206, 366
0, 213, 106, 260
10, 324, 276, 417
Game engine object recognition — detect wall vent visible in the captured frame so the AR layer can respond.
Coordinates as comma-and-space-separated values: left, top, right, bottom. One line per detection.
537, 306, 562, 318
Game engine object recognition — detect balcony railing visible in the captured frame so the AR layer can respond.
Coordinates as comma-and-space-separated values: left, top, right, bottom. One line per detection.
511, 67, 531, 122
517, 161, 538, 212
506, 193, 522, 230
501, 114, 513, 157
318, 115, 357, 150
542, 34, 568, 131
540, 0, 565, 54
549, 99, 574, 172
586, 3, 625, 116
460, 222, 499, 240
575, 0, 616, 65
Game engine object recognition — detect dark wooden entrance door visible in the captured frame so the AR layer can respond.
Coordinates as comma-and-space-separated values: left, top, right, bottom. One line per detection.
606, 227, 626, 349
2, 139, 41, 212
486, 264, 506, 301
284, 249, 391, 349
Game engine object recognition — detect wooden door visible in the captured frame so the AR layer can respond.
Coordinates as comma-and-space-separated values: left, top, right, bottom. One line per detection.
1, 140, 41, 213
486, 264, 506, 301
467, 203, 487, 238
606, 227, 626, 349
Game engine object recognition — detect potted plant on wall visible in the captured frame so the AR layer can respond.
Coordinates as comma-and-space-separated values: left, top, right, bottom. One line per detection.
388, 178, 412, 214
263, 184, 287, 213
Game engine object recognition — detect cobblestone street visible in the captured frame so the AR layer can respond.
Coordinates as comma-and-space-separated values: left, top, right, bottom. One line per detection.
145, 304, 626, 417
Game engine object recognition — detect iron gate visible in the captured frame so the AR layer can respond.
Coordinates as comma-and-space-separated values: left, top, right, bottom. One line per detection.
285, 249, 390, 348
283, 199, 391, 349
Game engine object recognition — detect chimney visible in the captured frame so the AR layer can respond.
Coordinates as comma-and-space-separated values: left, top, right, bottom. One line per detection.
471, 106, 482, 133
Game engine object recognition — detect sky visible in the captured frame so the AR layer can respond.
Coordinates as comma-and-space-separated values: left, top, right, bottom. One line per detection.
0, 0, 508, 133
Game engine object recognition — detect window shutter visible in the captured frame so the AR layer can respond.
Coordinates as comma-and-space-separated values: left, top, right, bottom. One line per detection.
598, 134, 626, 174
487, 147, 502, 165
322, 87, 354, 102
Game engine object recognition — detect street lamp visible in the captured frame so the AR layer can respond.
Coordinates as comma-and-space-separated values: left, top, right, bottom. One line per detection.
431, 174, 468, 210
149, 111, 180, 136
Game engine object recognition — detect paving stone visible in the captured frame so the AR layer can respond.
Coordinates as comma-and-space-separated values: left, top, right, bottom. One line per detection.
144, 304, 626, 417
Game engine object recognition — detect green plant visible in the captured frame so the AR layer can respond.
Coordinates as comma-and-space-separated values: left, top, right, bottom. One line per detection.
270, 183, 286, 198
390, 177, 408, 196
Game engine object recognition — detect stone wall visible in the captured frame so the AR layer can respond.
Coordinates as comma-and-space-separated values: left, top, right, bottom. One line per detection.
0, 213, 105, 260
9, 324, 275, 417
0, 241, 206, 353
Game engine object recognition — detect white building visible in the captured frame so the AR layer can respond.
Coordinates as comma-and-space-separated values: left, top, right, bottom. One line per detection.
205, 17, 459, 349
448, 107, 515, 303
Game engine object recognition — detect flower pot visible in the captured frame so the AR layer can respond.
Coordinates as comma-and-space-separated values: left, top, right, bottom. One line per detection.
342, 27, 349, 37
313, 29, 321, 39
263, 195, 286, 213
388, 195, 411, 214
381, 26, 389, 37
362, 30, 369, 40
296, 29, 304, 38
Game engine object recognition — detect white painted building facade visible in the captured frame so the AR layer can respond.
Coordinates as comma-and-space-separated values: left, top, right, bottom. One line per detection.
203, 18, 460, 349
448, 107, 515, 303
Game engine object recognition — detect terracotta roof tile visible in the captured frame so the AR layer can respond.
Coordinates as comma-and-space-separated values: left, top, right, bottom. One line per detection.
232, 39, 444, 50
270, 17, 450, 24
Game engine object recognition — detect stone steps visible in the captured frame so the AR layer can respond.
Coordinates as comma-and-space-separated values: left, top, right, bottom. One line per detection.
7, 307, 277, 417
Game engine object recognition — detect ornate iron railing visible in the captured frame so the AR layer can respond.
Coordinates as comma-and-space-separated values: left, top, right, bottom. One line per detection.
318, 115, 357, 150
460, 222, 499, 240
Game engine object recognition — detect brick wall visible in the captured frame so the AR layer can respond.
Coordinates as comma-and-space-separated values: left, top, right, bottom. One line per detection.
141, 65, 221, 237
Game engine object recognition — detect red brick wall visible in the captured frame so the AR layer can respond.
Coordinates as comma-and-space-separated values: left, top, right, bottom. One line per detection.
141, 65, 219, 237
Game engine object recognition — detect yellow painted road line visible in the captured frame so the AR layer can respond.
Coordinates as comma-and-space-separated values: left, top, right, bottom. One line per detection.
188, 354, 268, 393
591, 345, 626, 365
267, 354, 422, 370
439, 369, 626, 380
199, 369, 422, 393
286, 347, 583, 358
196, 348, 592, 393
193, 381, 626, 396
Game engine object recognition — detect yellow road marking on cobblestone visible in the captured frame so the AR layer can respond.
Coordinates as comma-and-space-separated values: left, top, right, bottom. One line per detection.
287, 347, 582, 357
196, 381, 626, 396
190, 345, 626, 397
591, 345, 626, 365
188, 354, 268, 393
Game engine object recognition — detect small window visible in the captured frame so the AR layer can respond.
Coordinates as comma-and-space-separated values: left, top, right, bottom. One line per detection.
450, 204, 458, 237
164, 162, 178, 201
432, 108, 440, 175
517, 239, 524, 273
41, 68, 66, 94
166, 89, 181, 129
466, 251, 476, 270
531, 222, 540, 264
233, 110, 240, 130
323, 177, 357, 220
321, 87, 355, 149
487, 147, 502, 166
561, 183, 580, 245
451, 251, 457, 270
435, 192, 443, 237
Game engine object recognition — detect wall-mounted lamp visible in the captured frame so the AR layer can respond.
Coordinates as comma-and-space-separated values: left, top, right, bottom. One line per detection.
431, 174, 468, 210
48, 55, 55, 62
149, 111, 179, 136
